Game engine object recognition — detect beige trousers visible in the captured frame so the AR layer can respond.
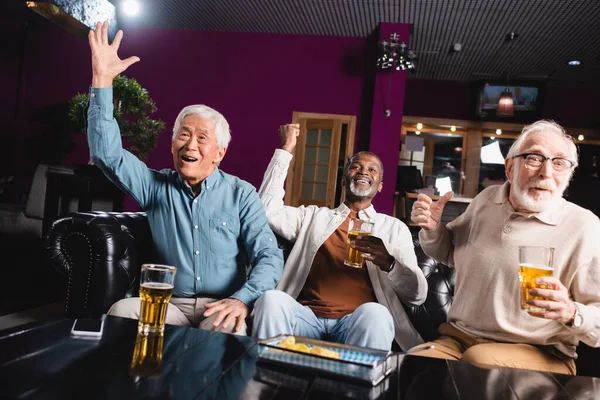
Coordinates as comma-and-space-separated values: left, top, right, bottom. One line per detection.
107, 296, 247, 336
411, 323, 576, 375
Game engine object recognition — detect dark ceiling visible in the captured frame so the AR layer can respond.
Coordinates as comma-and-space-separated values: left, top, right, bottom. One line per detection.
107, 0, 600, 86
9, 0, 600, 85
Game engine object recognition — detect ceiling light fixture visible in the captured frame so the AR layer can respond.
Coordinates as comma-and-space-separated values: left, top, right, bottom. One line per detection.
123, 0, 140, 16
416, 123, 423, 130
376, 33, 417, 72
450, 126, 456, 132
415, 131, 421, 135
497, 33, 518, 118
578, 135, 584, 141
568, 60, 581, 66
496, 129, 502, 135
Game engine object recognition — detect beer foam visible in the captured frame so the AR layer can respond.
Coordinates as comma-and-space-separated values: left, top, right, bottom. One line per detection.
141, 282, 174, 289
519, 263, 553, 271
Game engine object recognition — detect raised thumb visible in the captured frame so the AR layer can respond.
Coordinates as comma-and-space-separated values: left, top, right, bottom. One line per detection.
436, 190, 454, 208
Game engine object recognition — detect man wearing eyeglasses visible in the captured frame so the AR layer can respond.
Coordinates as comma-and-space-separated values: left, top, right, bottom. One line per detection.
409, 120, 600, 374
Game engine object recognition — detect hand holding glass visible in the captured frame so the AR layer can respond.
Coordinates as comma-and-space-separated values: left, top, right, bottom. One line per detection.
344, 218, 374, 268
518, 246, 554, 316
138, 264, 176, 335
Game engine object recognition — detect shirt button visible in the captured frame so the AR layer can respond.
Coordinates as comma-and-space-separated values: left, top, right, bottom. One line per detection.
222, 221, 227, 226
195, 250, 200, 255
196, 277, 200, 281
90, 92, 96, 98
268, 238, 273, 241
194, 225, 198, 229
193, 199, 197, 204
503, 227, 511, 233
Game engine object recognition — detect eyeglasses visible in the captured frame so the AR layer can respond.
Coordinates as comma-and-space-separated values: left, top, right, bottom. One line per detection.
513, 153, 576, 173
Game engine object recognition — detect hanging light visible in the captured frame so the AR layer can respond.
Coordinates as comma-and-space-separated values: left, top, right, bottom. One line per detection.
416, 123, 423, 130
415, 131, 421, 135
450, 126, 456, 132
497, 89, 514, 117
578, 135, 584, 141
496, 33, 518, 118
496, 129, 502, 135
376, 33, 417, 72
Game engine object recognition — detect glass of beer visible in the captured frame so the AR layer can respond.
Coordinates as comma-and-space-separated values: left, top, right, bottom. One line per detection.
130, 331, 164, 377
518, 246, 554, 316
138, 264, 176, 335
344, 218, 374, 268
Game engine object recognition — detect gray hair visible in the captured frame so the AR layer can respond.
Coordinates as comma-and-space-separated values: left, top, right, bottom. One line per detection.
506, 120, 578, 165
344, 151, 384, 180
172, 105, 231, 149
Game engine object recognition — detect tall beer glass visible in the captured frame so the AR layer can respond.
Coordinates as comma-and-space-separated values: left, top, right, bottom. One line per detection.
518, 246, 554, 316
344, 218, 374, 268
130, 331, 164, 377
138, 264, 176, 335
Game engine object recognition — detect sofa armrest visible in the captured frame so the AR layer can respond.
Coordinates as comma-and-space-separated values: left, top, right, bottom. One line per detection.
403, 236, 456, 342
45, 211, 154, 317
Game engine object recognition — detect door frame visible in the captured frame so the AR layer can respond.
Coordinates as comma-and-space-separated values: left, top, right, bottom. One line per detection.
286, 112, 357, 206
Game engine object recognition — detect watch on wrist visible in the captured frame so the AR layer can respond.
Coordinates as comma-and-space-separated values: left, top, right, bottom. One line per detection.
570, 303, 583, 328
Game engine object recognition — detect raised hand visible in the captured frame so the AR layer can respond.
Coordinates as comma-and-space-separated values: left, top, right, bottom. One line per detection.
278, 123, 300, 153
411, 191, 454, 230
88, 21, 140, 88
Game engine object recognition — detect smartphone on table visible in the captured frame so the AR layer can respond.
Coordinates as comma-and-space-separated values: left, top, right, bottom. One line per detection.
71, 317, 105, 338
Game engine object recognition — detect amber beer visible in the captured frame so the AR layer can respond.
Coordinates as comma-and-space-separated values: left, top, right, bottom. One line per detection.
344, 218, 374, 268
138, 264, 176, 335
130, 332, 164, 376
518, 246, 554, 316
139, 282, 174, 334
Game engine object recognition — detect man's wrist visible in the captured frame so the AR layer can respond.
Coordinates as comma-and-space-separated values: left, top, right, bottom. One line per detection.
92, 75, 114, 88
281, 143, 296, 153
381, 258, 395, 273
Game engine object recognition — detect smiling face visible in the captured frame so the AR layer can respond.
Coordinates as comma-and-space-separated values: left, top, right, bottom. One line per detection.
171, 115, 227, 190
505, 132, 573, 212
342, 153, 384, 203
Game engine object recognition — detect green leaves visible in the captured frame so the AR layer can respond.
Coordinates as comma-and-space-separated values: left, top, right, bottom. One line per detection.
68, 75, 164, 161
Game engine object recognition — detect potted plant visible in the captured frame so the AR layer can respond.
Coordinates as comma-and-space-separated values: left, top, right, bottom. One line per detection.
68, 75, 165, 161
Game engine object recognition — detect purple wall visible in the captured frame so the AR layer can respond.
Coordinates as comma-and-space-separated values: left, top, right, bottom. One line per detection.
404, 79, 472, 120
6, 18, 373, 210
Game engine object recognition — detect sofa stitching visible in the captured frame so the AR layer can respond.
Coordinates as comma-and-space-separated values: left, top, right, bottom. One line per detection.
61, 232, 91, 313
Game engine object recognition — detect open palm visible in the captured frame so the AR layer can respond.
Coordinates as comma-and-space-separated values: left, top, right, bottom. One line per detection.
89, 21, 140, 87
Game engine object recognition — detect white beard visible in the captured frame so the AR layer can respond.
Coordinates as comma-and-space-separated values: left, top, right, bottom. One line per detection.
512, 164, 568, 212
348, 179, 375, 198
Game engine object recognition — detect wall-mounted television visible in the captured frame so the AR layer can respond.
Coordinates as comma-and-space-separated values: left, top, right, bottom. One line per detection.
474, 81, 543, 122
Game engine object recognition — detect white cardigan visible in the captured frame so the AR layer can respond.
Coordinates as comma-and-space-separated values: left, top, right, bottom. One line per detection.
257, 149, 428, 350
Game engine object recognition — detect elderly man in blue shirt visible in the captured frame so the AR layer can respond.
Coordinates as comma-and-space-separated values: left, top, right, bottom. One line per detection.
86, 22, 283, 335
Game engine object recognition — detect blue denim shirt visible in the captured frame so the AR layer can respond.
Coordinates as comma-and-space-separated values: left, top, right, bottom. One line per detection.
87, 87, 283, 306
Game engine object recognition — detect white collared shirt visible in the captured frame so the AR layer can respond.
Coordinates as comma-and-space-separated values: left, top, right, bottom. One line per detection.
258, 149, 428, 350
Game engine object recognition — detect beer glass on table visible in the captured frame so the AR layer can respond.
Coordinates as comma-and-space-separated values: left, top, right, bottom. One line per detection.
344, 218, 374, 268
518, 246, 554, 317
138, 264, 176, 335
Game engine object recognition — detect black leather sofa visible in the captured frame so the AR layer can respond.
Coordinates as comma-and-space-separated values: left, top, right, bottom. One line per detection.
45, 211, 598, 377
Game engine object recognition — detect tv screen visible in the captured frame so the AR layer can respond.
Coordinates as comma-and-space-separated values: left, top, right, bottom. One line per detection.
475, 82, 542, 121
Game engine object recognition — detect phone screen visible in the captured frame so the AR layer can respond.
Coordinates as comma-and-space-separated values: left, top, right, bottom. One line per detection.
73, 318, 103, 333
